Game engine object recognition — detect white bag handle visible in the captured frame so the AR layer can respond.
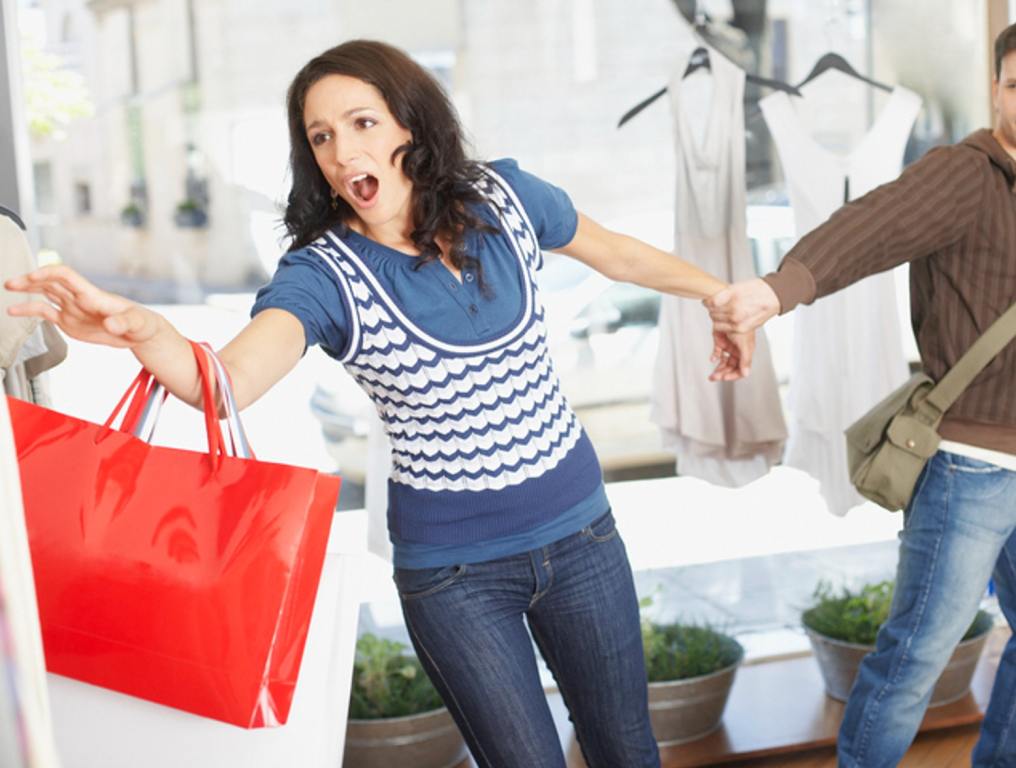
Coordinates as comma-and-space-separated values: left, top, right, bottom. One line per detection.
132, 343, 254, 460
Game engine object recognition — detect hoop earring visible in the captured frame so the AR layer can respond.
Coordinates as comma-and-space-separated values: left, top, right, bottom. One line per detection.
330, 189, 339, 211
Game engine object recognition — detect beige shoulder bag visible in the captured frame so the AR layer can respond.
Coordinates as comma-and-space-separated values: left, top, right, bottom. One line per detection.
845, 301, 1016, 511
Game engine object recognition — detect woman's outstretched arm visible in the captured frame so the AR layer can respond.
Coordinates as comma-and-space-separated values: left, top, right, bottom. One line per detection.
554, 213, 754, 380
5, 265, 305, 411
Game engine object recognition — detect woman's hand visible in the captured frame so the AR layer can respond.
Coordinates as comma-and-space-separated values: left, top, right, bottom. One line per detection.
5, 265, 160, 348
709, 329, 754, 381
7, 265, 307, 412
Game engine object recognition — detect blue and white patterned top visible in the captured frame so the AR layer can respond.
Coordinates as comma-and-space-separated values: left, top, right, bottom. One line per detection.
253, 160, 606, 567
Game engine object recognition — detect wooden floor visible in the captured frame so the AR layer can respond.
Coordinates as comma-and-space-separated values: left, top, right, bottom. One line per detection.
720, 724, 980, 767
457, 712, 983, 768
456, 629, 1009, 768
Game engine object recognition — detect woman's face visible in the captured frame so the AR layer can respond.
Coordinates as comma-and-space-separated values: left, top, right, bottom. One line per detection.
303, 74, 414, 233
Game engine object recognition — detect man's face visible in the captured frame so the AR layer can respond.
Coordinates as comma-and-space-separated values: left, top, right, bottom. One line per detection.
993, 51, 1016, 152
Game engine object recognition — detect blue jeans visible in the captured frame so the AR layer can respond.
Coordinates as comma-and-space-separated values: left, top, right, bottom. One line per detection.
393, 511, 660, 768
839, 451, 1016, 767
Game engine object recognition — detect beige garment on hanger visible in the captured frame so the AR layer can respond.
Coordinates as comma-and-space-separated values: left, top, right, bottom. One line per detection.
0, 216, 41, 370
0, 217, 67, 404
649, 45, 787, 487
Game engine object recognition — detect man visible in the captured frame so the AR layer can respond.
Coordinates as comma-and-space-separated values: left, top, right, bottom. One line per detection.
706, 24, 1016, 768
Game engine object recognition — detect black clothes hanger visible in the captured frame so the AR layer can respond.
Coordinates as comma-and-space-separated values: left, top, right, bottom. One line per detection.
742, 52, 894, 124
797, 52, 892, 93
618, 87, 668, 128
683, 46, 711, 78
0, 205, 25, 230
617, 48, 802, 129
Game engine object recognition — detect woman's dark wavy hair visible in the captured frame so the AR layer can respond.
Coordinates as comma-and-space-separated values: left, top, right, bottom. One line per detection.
283, 40, 494, 281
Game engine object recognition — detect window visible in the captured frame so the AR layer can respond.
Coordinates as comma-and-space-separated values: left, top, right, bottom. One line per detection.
74, 181, 91, 215
32, 161, 54, 214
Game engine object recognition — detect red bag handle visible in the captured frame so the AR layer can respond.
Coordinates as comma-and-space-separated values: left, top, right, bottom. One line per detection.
103, 370, 150, 433
119, 371, 161, 436
197, 341, 255, 461
190, 340, 227, 462
103, 340, 228, 464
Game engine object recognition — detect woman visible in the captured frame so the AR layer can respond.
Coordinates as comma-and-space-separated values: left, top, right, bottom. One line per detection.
7, 40, 750, 768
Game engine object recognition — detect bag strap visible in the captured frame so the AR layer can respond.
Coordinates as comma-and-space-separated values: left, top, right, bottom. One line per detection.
103, 369, 154, 432
184, 339, 226, 462
102, 341, 229, 463
198, 341, 255, 460
920, 301, 1016, 419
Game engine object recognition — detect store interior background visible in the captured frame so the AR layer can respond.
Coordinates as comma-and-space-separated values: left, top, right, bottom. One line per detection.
1, 0, 1011, 709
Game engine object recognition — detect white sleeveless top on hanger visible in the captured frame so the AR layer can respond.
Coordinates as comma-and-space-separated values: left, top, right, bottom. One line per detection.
760, 84, 921, 514
649, 45, 787, 488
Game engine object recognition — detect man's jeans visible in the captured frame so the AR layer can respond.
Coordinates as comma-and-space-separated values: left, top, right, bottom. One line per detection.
393, 510, 661, 768
839, 450, 1016, 767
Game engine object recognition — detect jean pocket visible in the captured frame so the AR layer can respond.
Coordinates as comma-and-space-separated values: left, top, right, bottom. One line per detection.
394, 564, 468, 600
944, 452, 1005, 474
582, 510, 619, 543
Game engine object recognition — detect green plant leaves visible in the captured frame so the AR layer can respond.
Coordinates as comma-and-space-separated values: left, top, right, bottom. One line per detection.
641, 622, 743, 683
348, 634, 443, 719
801, 580, 992, 645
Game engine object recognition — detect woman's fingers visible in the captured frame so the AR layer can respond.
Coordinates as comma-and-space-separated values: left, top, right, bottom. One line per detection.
709, 361, 740, 381
22, 264, 88, 292
708, 348, 739, 380
9, 266, 114, 311
710, 331, 741, 375
5, 266, 153, 350
8, 265, 134, 322
39, 282, 76, 311
729, 333, 754, 377
6, 267, 57, 293
710, 338, 728, 363
707, 329, 755, 381
6, 300, 61, 325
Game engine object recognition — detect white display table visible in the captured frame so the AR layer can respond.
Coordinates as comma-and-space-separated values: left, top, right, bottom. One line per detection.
48, 508, 367, 768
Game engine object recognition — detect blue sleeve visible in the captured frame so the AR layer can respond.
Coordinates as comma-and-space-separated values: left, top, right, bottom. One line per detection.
250, 247, 350, 360
487, 158, 579, 250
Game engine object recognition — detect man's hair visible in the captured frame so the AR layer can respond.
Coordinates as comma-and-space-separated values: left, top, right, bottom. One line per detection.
996, 23, 1016, 78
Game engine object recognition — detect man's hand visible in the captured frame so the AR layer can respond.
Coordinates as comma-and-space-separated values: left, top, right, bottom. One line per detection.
704, 278, 781, 334
709, 329, 754, 381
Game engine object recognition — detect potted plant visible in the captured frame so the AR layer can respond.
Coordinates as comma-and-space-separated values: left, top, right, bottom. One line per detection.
802, 580, 994, 706
120, 202, 145, 228
343, 633, 466, 768
642, 612, 744, 745
173, 198, 208, 228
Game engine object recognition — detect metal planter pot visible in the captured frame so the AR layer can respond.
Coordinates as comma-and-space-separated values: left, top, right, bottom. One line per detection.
647, 659, 742, 746
805, 626, 990, 707
343, 707, 467, 768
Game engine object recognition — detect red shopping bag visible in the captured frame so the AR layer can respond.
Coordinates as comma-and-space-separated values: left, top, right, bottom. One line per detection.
8, 341, 340, 728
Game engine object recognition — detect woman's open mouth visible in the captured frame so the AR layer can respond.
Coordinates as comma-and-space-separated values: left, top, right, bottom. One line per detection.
347, 173, 379, 207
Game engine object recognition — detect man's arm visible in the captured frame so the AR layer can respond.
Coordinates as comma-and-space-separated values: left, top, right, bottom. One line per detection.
708, 145, 985, 333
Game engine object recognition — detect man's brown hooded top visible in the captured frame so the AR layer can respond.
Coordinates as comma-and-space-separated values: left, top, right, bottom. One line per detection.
764, 129, 1016, 452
